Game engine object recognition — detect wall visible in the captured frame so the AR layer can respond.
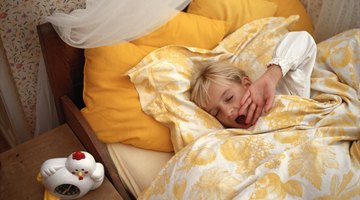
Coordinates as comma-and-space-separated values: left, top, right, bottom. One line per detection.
0, 0, 85, 138
0, 37, 30, 146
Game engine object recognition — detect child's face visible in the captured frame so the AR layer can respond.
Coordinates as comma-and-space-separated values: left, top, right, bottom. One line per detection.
204, 78, 252, 128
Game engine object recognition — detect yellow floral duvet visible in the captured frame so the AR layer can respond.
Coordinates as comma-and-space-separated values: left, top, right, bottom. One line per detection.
128, 16, 360, 199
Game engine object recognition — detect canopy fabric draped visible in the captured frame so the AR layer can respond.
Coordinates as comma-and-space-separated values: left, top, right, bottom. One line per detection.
46, 0, 191, 48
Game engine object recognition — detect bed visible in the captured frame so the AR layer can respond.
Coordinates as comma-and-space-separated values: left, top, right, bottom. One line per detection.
37, 0, 360, 199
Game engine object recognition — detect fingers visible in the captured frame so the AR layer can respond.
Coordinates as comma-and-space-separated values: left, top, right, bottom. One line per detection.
264, 95, 275, 113
240, 90, 251, 105
239, 97, 252, 115
244, 96, 265, 125
252, 105, 263, 125
245, 102, 256, 125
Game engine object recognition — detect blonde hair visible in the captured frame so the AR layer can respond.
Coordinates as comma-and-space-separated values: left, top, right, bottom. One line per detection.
190, 61, 247, 108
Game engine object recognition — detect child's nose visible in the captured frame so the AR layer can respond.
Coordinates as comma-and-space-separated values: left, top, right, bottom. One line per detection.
223, 106, 236, 118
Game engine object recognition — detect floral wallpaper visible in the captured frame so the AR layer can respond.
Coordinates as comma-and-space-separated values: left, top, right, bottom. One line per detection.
0, 0, 85, 133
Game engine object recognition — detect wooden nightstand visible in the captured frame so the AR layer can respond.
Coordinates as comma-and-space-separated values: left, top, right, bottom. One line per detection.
0, 124, 123, 200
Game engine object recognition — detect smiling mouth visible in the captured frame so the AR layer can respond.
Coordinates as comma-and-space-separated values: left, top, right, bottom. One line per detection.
235, 115, 246, 125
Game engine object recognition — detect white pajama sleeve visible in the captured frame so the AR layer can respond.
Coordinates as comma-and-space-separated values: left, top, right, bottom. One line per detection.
268, 31, 317, 98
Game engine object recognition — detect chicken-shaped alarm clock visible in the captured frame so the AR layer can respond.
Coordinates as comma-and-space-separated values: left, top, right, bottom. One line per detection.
40, 151, 104, 199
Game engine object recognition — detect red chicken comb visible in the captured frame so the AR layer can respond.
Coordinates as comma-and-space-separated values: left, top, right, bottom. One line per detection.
72, 151, 86, 160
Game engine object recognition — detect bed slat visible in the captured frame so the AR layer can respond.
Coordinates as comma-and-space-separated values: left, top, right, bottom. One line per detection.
61, 96, 133, 200
37, 22, 85, 122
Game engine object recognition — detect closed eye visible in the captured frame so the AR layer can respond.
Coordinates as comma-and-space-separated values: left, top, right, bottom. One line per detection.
226, 96, 233, 102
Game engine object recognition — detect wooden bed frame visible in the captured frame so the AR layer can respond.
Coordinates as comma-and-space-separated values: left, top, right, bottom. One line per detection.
37, 22, 134, 200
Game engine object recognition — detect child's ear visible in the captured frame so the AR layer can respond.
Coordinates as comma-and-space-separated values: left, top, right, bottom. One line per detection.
242, 76, 252, 88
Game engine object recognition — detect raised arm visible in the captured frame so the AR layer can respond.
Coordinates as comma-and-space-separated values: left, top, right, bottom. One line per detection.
269, 31, 317, 98
239, 31, 317, 126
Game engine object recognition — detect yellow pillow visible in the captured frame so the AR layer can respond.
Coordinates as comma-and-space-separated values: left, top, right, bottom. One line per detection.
81, 43, 172, 151
81, 12, 228, 152
187, 0, 278, 34
266, 0, 314, 35
132, 12, 228, 49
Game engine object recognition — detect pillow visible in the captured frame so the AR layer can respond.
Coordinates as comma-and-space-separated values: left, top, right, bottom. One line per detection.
266, 0, 314, 35
128, 16, 300, 152
187, 0, 278, 34
82, 43, 169, 151
133, 12, 229, 49
81, 12, 228, 152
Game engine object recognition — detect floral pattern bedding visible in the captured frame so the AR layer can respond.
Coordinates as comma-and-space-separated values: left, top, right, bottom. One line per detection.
128, 16, 360, 199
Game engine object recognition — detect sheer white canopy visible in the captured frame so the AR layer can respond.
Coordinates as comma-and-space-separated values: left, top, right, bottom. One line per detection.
46, 0, 191, 48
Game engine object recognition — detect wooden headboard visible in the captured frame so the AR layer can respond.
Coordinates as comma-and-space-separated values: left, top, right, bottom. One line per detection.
37, 23, 134, 200
37, 22, 85, 122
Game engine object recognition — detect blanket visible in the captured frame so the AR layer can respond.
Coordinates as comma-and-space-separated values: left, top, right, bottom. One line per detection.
128, 16, 360, 199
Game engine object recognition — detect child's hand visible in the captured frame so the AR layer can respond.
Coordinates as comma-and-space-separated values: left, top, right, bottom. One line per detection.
239, 65, 282, 125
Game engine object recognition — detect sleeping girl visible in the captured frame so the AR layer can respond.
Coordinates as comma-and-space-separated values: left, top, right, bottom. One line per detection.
190, 31, 317, 129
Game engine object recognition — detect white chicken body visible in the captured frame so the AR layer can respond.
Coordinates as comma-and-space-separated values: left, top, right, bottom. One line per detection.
40, 151, 104, 199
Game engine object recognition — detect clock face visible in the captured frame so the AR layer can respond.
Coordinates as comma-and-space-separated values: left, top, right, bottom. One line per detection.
54, 184, 80, 197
